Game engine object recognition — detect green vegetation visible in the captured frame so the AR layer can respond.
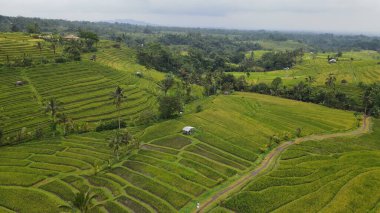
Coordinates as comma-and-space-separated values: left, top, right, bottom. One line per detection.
0, 28, 378, 213
222, 119, 380, 212
0, 88, 356, 212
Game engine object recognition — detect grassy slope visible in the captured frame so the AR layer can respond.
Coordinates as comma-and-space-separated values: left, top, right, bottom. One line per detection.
232, 51, 380, 103
0, 33, 57, 63
0, 33, 364, 212
222, 119, 380, 213
0, 92, 357, 212
0, 35, 164, 136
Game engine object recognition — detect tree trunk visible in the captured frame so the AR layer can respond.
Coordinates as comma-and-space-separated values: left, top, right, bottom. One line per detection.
118, 108, 121, 130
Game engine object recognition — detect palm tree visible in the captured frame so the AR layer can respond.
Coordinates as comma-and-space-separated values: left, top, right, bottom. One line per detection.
37, 42, 42, 55
60, 190, 99, 213
44, 98, 63, 137
57, 113, 71, 136
325, 74, 337, 90
158, 74, 174, 96
305, 76, 316, 84
44, 98, 62, 122
111, 86, 126, 130
50, 42, 57, 55
108, 130, 132, 160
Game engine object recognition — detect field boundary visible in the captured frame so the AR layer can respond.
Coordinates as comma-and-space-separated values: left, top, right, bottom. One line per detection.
196, 116, 371, 212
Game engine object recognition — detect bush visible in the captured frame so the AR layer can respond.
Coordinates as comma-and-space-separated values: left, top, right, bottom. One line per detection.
196, 105, 203, 113
35, 127, 44, 139
0, 127, 3, 144
96, 120, 126, 132
55, 56, 68, 63
135, 109, 157, 125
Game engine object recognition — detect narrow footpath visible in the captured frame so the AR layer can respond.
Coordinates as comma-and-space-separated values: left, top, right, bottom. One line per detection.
196, 117, 370, 212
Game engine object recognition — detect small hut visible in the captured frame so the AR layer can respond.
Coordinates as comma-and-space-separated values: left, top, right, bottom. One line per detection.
329, 59, 337, 64
15, 81, 25, 86
182, 126, 195, 135
135, 71, 143, 78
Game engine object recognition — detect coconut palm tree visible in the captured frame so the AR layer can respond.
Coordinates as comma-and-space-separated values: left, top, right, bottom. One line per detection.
158, 74, 174, 96
108, 130, 133, 160
50, 42, 57, 55
37, 42, 43, 55
111, 86, 126, 130
44, 97, 62, 122
60, 190, 99, 213
57, 113, 71, 136
325, 73, 337, 90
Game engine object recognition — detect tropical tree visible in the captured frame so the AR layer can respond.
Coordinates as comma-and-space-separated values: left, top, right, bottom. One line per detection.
362, 83, 380, 117
271, 77, 283, 95
44, 98, 63, 122
60, 190, 99, 213
111, 86, 126, 130
305, 76, 316, 84
57, 113, 71, 136
159, 74, 174, 95
50, 42, 57, 55
37, 42, 43, 55
158, 95, 183, 119
325, 74, 337, 90
0, 127, 3, 144
44, 98, 63, 136
108, 130, 133, 160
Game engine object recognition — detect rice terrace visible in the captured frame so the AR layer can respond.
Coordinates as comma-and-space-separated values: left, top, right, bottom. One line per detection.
0, 1, 380, 213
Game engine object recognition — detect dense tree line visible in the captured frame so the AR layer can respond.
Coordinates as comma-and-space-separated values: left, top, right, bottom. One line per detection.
2, 15, 380, 52
256, 49, 304, 71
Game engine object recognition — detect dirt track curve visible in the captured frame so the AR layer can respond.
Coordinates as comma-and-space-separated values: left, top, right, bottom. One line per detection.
196, 116, 370, 212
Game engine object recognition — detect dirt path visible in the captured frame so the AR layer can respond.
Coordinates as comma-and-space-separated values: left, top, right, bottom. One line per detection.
196, 117, 370, 212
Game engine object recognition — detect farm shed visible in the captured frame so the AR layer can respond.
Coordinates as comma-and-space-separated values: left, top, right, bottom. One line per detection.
182, 126, 195, 135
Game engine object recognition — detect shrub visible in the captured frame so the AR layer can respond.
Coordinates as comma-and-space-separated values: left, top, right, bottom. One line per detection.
196, 105, 203, 113
35, 127, 44, 139
135, 109, 157, 125
295, 128, 302, 138
96, 120, 126, 132
112, 43, 121, 49
55, 56, 68, 63
0, 127, 3, 144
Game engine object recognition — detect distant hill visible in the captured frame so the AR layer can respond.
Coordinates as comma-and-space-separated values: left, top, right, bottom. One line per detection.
105, 19, 152, 26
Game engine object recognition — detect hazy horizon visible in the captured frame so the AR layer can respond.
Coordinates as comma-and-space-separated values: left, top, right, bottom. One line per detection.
1, 0, 380, 35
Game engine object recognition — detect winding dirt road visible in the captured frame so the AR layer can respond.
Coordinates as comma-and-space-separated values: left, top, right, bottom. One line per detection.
196, 117, 370, 212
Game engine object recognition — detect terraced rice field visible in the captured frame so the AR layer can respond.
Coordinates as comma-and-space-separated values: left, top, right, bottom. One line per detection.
232, 51, 380, 101
0, 33, 56, 63
220, 119, 380, 213
0, 61, 157, 136
82, 41, 166, 97
0, 92, 357, 212
0, 67, 47, 135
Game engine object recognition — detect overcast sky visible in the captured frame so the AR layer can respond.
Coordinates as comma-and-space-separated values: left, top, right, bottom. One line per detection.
1, 0, 380, 34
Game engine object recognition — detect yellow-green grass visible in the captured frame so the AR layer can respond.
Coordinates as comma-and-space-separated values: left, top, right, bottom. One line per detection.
0, 33, 58, 64
232, 51, 380, 102
0, 61, 157, 136
234, 51, 380, 86
0, 66, 48, 135
0, 92, 357, 212
222, 119, 380, 213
